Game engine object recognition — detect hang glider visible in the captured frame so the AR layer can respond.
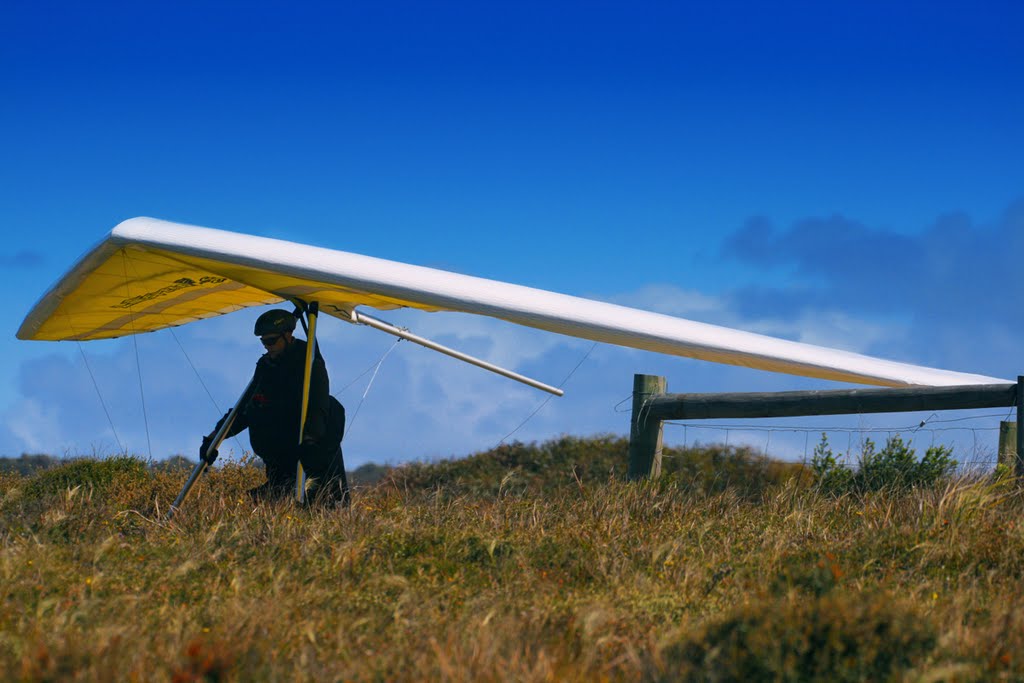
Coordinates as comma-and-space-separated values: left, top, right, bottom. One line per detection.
18, 216, 1006, 389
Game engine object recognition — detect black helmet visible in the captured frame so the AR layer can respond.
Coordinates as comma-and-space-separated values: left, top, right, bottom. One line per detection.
254, 309, 297, 336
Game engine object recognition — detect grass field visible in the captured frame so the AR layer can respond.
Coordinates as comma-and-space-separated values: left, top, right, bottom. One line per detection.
2, 437, 1023, 681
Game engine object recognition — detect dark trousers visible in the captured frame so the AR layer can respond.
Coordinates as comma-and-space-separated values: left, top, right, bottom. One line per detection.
261, 444, 350, 504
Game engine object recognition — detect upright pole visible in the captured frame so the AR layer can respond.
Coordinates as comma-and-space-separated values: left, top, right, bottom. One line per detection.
998, 421, 1018, 473
296, 301, 319, 503
628, 374, 666, 480
1016, 376, 1024, 478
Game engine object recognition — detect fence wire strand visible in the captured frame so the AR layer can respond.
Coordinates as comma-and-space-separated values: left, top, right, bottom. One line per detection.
658, 418, 1010, 470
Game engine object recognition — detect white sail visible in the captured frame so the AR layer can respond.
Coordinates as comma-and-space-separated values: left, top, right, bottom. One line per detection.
18, 216, 1007, 388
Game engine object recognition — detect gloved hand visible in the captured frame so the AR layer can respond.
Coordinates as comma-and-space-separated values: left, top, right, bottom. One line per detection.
200, 435, 219, 464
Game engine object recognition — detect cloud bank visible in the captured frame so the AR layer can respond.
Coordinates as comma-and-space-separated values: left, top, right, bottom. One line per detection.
722, 201, 1024, 376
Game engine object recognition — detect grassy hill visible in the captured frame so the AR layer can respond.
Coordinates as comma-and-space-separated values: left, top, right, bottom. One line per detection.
1, 437, 1022, 681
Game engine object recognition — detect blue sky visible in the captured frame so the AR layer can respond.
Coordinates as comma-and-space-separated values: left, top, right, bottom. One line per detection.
2, 0, 1023, 468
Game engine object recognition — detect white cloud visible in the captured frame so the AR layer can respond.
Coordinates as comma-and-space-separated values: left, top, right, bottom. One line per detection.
607, 282, 909, 355
605, 284, 723, 318
5, 398, 59, 452
744, 310, 907, 355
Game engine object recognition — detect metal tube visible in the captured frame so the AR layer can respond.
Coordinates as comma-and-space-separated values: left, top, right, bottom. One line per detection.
168, 460, 208, 519
351, 311, 564, 396
167, 376, 255, 520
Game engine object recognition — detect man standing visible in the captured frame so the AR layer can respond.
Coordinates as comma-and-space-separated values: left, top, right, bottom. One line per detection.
201, 308, 349, 507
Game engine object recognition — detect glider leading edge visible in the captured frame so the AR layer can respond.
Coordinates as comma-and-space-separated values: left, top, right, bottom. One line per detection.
18, 216, 1007, 389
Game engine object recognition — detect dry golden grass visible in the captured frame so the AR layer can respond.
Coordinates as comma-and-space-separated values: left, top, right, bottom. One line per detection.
2, 443, 1023, 681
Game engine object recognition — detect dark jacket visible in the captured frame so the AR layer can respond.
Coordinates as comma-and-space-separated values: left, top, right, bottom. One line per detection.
226, 338, 331, 457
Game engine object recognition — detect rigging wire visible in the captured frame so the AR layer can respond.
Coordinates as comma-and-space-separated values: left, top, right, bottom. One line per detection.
498, 342, 598, 445
61, 305, 125, 455
169, 327, 222, 414
75, 341, 124, 454
342, 338, 403, 440
121, 251, 152, 460
167, 326, 250, 457
336, 343, 403, 395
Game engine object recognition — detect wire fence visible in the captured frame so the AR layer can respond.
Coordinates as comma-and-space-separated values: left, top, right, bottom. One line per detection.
657, 411, 1012, 473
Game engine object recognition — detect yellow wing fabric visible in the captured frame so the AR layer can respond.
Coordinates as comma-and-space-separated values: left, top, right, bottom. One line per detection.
18, 225, 428, 341
22, 247, 272, 340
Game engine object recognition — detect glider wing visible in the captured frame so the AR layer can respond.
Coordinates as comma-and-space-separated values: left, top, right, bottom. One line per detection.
17, 217, 1007, 388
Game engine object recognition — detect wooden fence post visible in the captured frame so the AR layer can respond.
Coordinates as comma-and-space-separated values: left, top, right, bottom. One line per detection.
1016, 376, 1024, 478
628, 374, 666, 480
998, 421, 1017, 472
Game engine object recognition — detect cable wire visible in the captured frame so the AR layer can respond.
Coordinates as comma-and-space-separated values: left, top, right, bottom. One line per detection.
75, 342, 124, 454
169, 327, 222, 414
121, 251, 152, 459
343, 338, 402, 440
499, 342, 597, 445
167, 326, 252, 458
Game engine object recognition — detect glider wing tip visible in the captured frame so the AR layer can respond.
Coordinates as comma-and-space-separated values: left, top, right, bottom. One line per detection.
110, 216, 167, 238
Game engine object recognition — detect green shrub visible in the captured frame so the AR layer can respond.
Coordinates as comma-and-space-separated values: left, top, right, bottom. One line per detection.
661, 443, 802, 497
810, 434, 854, 494
23, 455, 151, 499
810, 433, 957, 494
0, 453, 63, 476
652, 592, 937, 682
386, 435, 800, 499
150, 455, 195, 473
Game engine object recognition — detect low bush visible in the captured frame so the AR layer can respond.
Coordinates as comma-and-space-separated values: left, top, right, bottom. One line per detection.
22, 455, 150, 500
811, 433, 957, 494
651, 592, 937, 682
386, 435, 802, 499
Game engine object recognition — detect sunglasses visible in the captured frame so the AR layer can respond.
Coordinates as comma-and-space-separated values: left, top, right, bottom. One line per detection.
260, 334, 283, 347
